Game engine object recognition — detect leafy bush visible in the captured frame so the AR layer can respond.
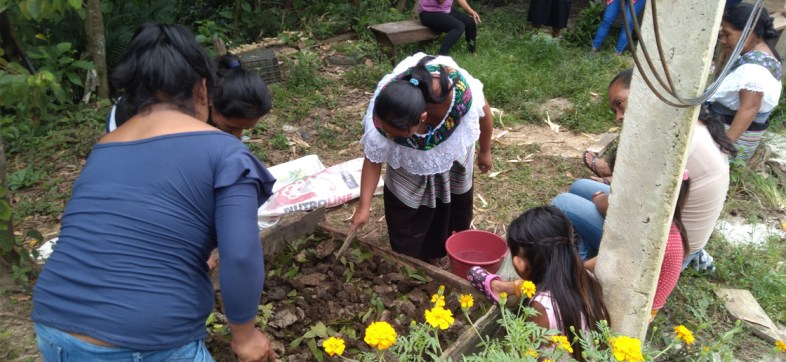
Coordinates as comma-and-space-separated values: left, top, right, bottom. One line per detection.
563, 1, 604, 47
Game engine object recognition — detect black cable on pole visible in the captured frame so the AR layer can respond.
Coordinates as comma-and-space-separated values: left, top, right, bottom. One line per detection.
621, 0, 765, 107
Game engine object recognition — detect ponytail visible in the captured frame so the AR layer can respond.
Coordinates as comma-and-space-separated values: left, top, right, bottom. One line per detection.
212, 54, 272, 121
374, 55, 454, 131
699, 106, 738, 158
110, 23, 216, 123
673, 177, 691, 257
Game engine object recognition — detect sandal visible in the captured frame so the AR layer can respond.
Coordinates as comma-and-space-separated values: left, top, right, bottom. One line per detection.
467, 266, 501, 304
582, 151, 602, 178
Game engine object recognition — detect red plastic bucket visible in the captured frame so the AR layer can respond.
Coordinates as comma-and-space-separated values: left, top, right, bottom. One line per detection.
445, 230, 509, 278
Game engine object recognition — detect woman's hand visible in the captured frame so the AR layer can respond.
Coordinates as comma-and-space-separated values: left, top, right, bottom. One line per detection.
467, 9, 481, 23
350, 206, 371, 232
231, 327, 276, 362
478, 149, 492, 173
592, 191, 609, 217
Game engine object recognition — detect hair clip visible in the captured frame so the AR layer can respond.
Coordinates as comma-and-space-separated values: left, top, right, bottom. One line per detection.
682, 169, 689, 181
409, 78, 419, 87
227, 59, 242, 69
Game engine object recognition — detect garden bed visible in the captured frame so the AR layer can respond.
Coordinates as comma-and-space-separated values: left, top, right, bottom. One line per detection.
206, 228, 498, 361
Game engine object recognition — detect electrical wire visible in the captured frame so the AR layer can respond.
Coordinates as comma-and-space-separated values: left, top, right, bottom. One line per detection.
621, 0, 765, 107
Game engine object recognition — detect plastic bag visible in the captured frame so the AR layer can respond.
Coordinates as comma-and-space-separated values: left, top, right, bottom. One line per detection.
258, 157, 383, 228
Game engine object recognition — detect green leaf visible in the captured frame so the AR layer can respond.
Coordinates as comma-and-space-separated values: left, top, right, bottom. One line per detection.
66, 72, 83, 86
56, 42, 72, 54
306, 338, 323, 362
241, 2, 251, 12
289, 336, 303, 349
24, 0, 41, 20
70, 60, 93, 70
313, 322, 327, 338
67, 0, 81, 10
0, 199, 11, 221
25, 229, 44, 243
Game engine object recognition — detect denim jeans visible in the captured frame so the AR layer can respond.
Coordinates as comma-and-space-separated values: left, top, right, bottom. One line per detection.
552, 179, 610, 260
591, 0, 647, 53
35, 323, 215, 362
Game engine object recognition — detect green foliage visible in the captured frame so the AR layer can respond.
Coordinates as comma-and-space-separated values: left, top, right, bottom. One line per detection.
194, 19, 230, 57
8, 168, 44, 190
27, 41, 94, 99
563, 1, 604, 47
12, 0, 81, 21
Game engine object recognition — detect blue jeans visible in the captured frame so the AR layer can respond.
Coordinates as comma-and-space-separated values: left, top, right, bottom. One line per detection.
591, 0, 647, 53
552, 179, 610, 260
35, 323, 215, 362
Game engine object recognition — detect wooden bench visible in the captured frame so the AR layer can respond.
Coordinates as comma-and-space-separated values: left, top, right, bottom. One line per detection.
369, 19, 438, 61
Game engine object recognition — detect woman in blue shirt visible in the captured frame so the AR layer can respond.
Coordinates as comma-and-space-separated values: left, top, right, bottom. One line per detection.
32, 23, 276, 361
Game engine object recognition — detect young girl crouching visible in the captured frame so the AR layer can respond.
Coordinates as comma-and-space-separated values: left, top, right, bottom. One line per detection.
468, 205, 610, 359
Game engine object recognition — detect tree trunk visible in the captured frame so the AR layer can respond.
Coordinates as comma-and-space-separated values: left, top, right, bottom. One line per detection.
84, 0, 109, 99
0, 133, 20, 287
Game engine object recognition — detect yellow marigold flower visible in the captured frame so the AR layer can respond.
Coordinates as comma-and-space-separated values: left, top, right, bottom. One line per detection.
431, 293, 446, 307
609, 336, 644, 362
364, 321, 397, 351
458, 294, 474, 310
542, 359, 554, 362
438, 284, 445, 294
424, 306, 455, 330
322, 336, 345, 357
526, 348, 538, 358
520, 280, 537, 298
551, 335, 573, 353
674, 325, 695, 345
776, 340, 786, 352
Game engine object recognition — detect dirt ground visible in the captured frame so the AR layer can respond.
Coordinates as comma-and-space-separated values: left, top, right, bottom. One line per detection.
207, 232, 490, 361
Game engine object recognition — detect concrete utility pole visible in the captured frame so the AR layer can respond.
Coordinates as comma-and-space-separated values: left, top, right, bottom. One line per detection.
594, 1, 725, 339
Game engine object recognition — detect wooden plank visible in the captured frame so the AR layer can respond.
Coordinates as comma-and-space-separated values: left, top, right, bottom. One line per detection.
369, 20, 437, 46
586, 132, 619, 156
259, 207, 326, 257
317, 222, 476, 297
316, 222, 503, 359
716, 288, 786, 344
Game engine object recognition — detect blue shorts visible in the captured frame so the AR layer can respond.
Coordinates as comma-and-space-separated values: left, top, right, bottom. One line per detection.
35, 323, 215, 362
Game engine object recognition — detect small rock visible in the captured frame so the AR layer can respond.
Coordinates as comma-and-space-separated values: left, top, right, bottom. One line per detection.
536, 97, 575, 122
265, 286, 287, 302
315, 239, 337, 259
373, 285, 395, 296
408, 289, 428, 305
298, 273, 326, 286
271, 340, 286, 356
269, 307, 299, 329
282, 124, 299, 133
383, 273, 406, 284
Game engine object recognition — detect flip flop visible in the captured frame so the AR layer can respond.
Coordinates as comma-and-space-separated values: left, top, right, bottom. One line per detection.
582, 151, 602, 178
466, 266, 500, 304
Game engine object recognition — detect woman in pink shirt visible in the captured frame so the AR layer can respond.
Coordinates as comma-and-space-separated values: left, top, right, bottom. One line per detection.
419, 0, 480, 55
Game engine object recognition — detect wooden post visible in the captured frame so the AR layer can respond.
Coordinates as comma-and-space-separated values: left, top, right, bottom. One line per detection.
594, 2, 725, 339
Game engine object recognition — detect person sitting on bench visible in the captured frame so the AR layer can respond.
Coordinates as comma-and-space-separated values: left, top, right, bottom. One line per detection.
418, 0, 481, 55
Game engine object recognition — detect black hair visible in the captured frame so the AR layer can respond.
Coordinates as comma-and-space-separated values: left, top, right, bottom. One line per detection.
507, 206, 610, 360
110, 23, 216, 125
674, 177, 691, 256
724, 3, 782, 60
609, 68, 633, 89
212, 54, 272, 120
698, 106, 738, 157
374, 55, 454, 131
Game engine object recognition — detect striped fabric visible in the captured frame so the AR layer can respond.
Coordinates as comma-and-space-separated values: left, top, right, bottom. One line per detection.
384, 145, 474, 209
731, 127, 765, 162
